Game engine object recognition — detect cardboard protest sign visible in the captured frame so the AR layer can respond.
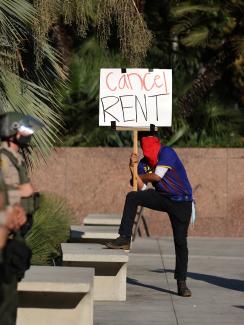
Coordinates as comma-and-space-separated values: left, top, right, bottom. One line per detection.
99, 68, 172, 128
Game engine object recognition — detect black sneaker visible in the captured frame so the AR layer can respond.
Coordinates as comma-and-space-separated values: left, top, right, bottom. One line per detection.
177, 280, 192, 297
105, 236, 131, 250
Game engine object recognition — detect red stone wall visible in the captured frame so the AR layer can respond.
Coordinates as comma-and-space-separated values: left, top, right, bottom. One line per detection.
30, 148, 244, 237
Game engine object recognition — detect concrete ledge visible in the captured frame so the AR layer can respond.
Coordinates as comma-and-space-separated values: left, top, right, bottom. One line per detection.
70, 225, 118, 243
62, 243, 129, 301
83, 213, 121, 226
17, 266, 94, 325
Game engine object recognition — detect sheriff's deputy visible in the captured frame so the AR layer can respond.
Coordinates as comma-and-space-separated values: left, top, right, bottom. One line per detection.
0, 112, 44, 324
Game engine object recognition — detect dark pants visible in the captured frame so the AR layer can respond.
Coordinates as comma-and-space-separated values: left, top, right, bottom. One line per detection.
0, 278, 18, 325
119, 189, 192, 280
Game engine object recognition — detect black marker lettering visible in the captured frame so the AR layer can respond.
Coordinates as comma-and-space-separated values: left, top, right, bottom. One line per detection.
135, 95, 148, 123
101, 96, 120, 122
148, 94, 164, 121
119, 95, 135, 122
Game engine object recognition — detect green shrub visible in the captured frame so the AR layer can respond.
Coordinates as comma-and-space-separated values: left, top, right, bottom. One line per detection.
26, 193, 72, 265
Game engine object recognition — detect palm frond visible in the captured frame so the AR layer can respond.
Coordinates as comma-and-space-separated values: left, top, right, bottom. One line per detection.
0, 0, 66, 163
61, 37, 131, 146
0, 11, 24, 44
26, 193, 72, 265
171, 17, 194, 35
171, 2, 219, 17
97, 0, 152, 64
229, 36, 244, 56
167, 123, 189, 146
61, 0, 92, 37
181, 27, 209, 47
0, 10, 29, 71
0, 0, 36, 24
0, 69, 62, 158
37, 41, 67, 81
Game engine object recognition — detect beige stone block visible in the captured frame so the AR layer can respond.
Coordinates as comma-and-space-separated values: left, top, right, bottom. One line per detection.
70, 225, 119, 243
17, 266, 94, 325
83, 213, 122, 226
62, 243, 129, 301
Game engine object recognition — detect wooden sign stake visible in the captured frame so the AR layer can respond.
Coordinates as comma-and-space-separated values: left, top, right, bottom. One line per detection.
133, 130, 138, 191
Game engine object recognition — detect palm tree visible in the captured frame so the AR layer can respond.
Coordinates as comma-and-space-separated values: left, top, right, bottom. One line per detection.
0, 0, 153, 157
60, 37, 133, 146
33, 0, 152, 65
170, 0, 244, 118
0, 0, 65, 159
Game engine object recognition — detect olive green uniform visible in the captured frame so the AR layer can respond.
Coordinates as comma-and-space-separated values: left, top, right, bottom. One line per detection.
0, 143, 32, 325
0, 142, 29, 206
0, 168, 18, 325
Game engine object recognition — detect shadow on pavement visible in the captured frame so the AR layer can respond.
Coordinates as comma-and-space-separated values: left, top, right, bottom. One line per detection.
127, 277, 178, 295
151, 269, 244, 292
233, 305, 244, 310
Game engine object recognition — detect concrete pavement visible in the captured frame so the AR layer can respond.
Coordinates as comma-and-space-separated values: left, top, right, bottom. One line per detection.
95, 237, 244, 325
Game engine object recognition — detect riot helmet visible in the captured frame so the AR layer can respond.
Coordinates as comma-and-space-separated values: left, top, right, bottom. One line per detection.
0, 112, 44, 147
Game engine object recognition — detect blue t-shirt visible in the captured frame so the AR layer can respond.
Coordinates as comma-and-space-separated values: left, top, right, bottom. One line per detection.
138, 146, 192, 201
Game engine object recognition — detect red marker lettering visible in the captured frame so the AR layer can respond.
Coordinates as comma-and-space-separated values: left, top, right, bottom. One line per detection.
105, 72, 117, 91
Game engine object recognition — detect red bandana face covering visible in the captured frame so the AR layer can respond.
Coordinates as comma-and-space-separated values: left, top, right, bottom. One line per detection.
140, 136, 161, 168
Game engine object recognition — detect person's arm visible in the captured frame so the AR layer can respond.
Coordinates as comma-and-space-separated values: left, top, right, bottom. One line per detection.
129, 153, 147, 191
0, 198, 27, 249
140, 147, 174, 184
0, 227, 8, 249
0, 205, 27, 231
139, 173, 161, 183
139, 165, 169, 183
0, 205, 27, 249
19, 183, 34, 197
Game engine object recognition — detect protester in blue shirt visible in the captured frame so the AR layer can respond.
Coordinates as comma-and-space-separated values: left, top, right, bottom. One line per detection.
106, 131, 193, 297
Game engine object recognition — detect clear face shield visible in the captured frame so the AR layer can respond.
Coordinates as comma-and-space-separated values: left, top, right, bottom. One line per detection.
17, 115, 45, 136
15, 115, 45, 147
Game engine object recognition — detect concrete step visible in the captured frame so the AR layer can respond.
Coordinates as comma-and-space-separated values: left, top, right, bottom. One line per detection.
83, 213, 121, 226
62, 243, 129, 301
17, 265, 94, 325
70, 225, 119, 244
